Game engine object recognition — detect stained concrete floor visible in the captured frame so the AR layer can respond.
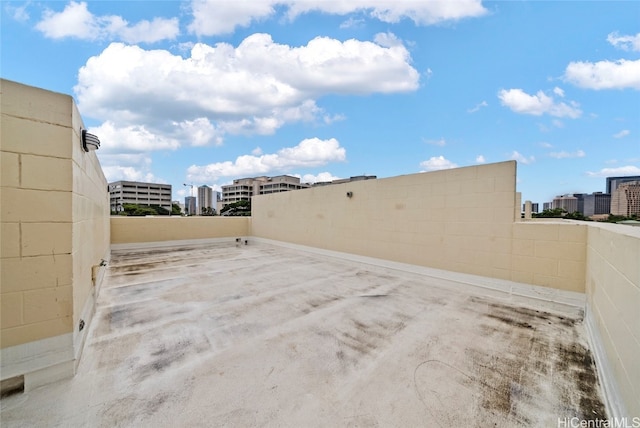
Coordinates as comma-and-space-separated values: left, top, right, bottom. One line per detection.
1, 240, 607, 427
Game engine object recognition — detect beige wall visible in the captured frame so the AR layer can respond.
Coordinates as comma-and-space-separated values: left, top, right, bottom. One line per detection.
585, 223, 640, 418
1, 79, 110, 388
511, 222, 587, 292
110, 216, 250, 244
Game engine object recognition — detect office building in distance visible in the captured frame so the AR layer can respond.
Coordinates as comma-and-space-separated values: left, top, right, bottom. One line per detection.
109, 181, 172, 213
198, 185, 213, 215
611, 181, 640, 217
220, 175, 311, 209
184, 196, 197, 216
606, 176, 640, 194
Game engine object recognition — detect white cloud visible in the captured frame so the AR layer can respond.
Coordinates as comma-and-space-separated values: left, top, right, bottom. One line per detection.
564, 59, 640, 90
186, 137, 346, 182
89, 121, 181, 153
498, 88, 582, 118
607, 32, 640, 52
98, 153, 161, 184
553, 87, 565, 97
549, 150, 586, 159
323, 113, 346, 125
586, 166, 640, 177
299, 172, 342, 184
35, 1, 178, 43
340, 17, 365, 29
175, 118, 223, 147
419, 156, 458, 172
75, 35, 418, 146
374, 32, 404, 48
509, 151, 535, 165
425, 68, 433, 79
468, 100, 488, 113
285, 1, 488, 26
188, 0, 275, 36
613, 129, 630, 138
188, 0, 487, 36
5, 2, 30, 22
475, 155, 486, 163
538, 142, 553, 148
552, 119, 564, 128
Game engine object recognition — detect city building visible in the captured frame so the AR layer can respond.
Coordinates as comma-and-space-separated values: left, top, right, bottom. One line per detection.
606, 176, 640, 194
198, 185, 213, 215
582, 192, 611, 217
109, 180, 172, 213
522, 202, 539, 213
552, 195, 578, 213
611, 181, 640, 217
184, 196, 197, 216
220, 175, 311, 208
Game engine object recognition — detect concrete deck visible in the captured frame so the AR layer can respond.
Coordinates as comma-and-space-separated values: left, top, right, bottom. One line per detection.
1, 240, 607, 427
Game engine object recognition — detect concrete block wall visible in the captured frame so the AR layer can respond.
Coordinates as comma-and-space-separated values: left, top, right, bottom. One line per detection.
252, 161, 521, 282
110, 216, 250, 244
511, 222, 587, 293
585, 223, 640, 418
1, 79, 110, 390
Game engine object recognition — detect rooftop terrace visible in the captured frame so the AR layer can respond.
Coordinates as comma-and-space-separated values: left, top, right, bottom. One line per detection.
1, 239, 606, 427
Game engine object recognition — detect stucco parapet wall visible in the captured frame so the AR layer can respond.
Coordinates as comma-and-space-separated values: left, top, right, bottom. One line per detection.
110, 216, 250, 244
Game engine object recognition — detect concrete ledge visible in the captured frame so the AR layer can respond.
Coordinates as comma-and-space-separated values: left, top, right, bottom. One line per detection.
1, 333, 74, 388
110, 236, 243, 252
252, 237, 586, 317
24, 360, 75, 392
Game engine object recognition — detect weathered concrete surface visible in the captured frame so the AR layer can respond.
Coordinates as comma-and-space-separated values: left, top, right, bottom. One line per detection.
1, 240, 606, 427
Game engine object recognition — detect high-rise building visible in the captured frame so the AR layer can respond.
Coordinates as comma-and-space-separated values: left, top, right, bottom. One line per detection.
198, 185, 213, 215
606, 176, 640, 194
611, 181, 640, 217
184, 196, 197, 216
582, 192, 611, 217
109, 181, 172, 213
219, 174, 378, 212
552, 195, 578, 213
220, 175, 311, 207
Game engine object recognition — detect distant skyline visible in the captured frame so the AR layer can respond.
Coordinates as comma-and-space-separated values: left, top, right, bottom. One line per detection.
2, 1, 639, 204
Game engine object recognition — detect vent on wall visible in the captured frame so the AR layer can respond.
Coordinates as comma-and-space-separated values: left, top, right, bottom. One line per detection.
81, 129, 100, 152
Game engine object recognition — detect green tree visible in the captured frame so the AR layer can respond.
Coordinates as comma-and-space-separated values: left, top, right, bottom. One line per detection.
599, 214, 638, 223
172, 203, 182, 215
532, 207, 566, 218
201, 207, 216, 216
220, 200, 251, 216
564, 211, 590, 221
117, 203, 171, 216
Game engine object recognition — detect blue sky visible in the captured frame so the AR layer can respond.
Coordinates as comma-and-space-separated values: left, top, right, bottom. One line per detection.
2, 1, 639, 205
